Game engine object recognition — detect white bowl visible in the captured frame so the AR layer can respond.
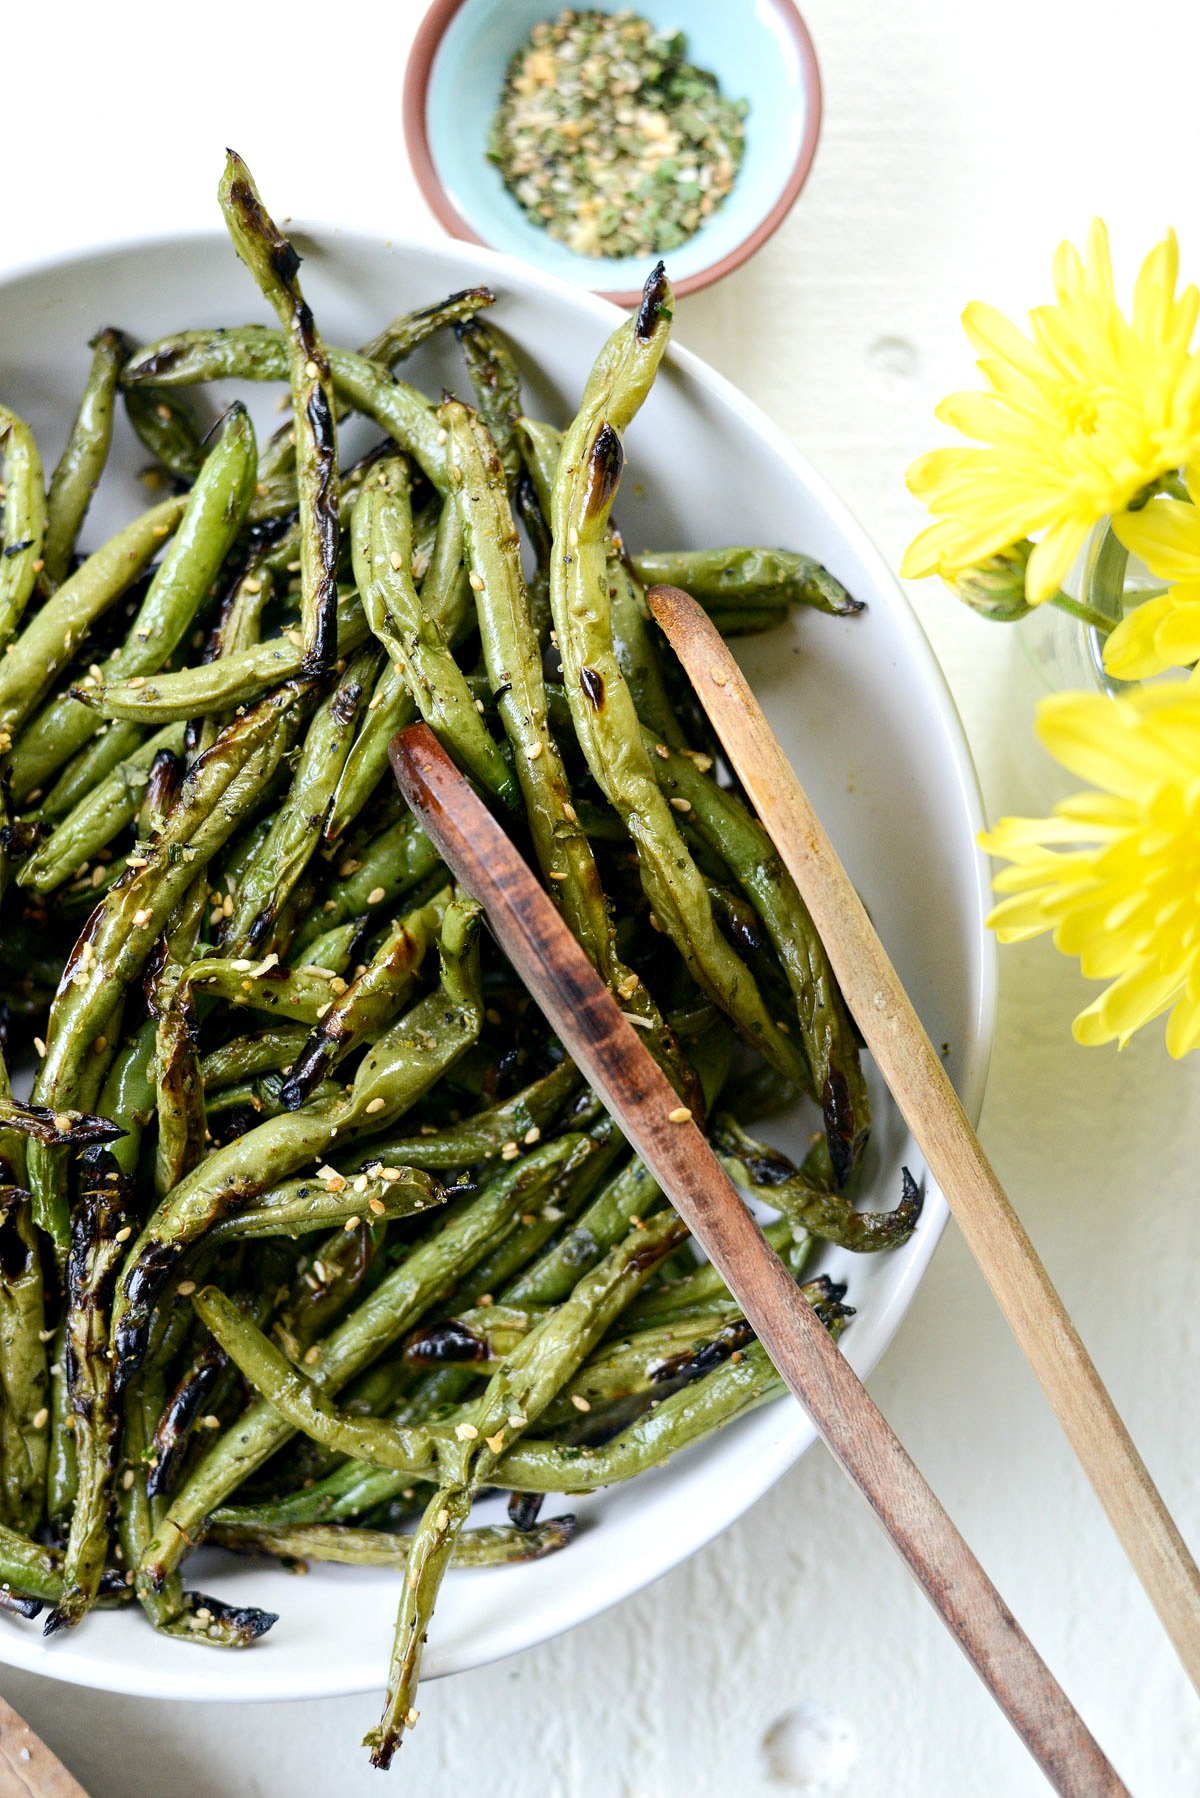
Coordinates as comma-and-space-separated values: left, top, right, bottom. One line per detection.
0, 229, 995, 1703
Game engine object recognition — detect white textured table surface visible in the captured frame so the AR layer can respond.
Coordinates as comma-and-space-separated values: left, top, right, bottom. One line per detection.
4, 2, 1199, 1792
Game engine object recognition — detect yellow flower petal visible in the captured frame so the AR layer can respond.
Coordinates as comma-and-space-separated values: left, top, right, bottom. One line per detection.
983, 684, 1200, 1054
906, 224, 1200, 608
1112, 497, 1200, 579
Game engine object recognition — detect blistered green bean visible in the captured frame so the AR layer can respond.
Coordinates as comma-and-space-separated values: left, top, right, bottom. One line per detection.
43, 330, 129, 588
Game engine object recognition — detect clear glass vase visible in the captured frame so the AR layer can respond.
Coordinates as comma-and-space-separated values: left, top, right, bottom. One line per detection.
1007, 523, 1160, 808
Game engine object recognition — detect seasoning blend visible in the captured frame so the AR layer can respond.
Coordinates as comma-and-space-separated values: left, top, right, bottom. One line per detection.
488, 9, 748, 260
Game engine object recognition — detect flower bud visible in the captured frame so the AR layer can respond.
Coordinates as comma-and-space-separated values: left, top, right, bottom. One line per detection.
947, 541, 1034, 622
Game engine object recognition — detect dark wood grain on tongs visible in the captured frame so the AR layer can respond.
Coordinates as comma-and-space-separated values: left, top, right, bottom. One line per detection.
391, 721, 1124, 1798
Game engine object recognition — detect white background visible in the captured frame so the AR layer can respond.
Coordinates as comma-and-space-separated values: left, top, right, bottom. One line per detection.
3, 0, 1200, 1792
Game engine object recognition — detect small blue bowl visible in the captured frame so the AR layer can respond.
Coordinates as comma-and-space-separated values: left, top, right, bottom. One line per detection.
404, 0, 822, 304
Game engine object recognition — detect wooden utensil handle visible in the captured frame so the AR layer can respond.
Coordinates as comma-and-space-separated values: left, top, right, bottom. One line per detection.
392, 723, 1126, 1798
647, 581, 1200, 1699
0, 1695, 88, 1797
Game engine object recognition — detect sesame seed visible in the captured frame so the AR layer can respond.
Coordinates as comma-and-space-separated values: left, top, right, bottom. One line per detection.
710, 667, 728, 686
352, 1174, 369, 1193
177, 1281, 196, 1296
500, 1141, 520, 1161
368, 693, 383, 710
455, 1422, 479, 1441
33, 1037, 46, 1059
477, 1293, 493, 1307
562, 801, 578, 822
668, 1106, 693, 1124
365, 1096, 386, 1114
114, 1225, 132, 1244
485, 1430, 505, 1452
32, 1408, 48, 1430
474, 698, 485, 713
381, 1167, 403, 1182
571, 1395, 591, 1412
304, 1345, 321, 1365
305, 359, 320, 378
669, 796, 692, 812
527, 741, 542, 760
201, 1414, 221, 1429
368, 1196, 386, 1215
122, 1468, 135, 1490
524, 1125, 541, 1144
405, 1708, 420, 1729
436, 1508, 450, 1531
389, 550, 404, 571
507, 1412, 527, 1428
367, 886, 385, 905
468, 571, 484, 591
654, 743, 670, 759
132, 908, 151, 926
343, 1215, 361, 1232
548, 870, 567, 881
127, 675, 146, 689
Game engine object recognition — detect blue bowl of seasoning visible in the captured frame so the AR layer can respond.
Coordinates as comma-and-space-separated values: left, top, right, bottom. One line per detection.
404, 0, 822, 305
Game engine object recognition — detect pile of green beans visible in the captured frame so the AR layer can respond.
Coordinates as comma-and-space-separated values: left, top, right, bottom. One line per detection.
0, 154, 917, 1767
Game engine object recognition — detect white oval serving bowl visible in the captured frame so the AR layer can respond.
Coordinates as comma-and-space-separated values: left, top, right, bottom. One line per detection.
0, 229, 994, 1703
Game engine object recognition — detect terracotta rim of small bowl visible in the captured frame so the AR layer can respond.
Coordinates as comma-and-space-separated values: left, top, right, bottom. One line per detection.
402, 0, 823, 305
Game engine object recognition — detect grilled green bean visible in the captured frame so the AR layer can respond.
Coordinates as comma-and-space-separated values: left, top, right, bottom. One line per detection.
46, 1151, 130, 1629
631, 546, 864, 617
548, 268, 810, 1091
644, 732, 871, 1181
29, 682, 305, 1253
257, 287, 495, 496
0, 405, 46, 649
203, 1165, 444, 1244
715, 1116, 922, 1251
124, 385, 207, 481
454, 319, 524, 493
225, 647, 377, 951
212, 1514, 574, 1568
0, 1188, 48, 1533
125, 328, 447, 494
77, 591, 369, 723
43, 330, 129, 588
326, 496, 475, 843
141, 1133, 581, 1589
219, 153, 339, 674
360, 1059, 581, 1170
200, 1026, 311, 1092
352, 463, 518, 806
10, 404, 256, 800
279, 889, 448, 1107
113, 899, 484, 1383
19, 724, 187, 893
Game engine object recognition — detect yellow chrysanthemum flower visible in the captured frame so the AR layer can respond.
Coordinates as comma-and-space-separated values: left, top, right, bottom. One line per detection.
902, 221, 1200, 603
980, 685, 1200, 1056
1104, 471, 1200, 677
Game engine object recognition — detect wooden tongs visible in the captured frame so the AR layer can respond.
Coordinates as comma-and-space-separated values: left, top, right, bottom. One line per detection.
390, 588, 1200, 1794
